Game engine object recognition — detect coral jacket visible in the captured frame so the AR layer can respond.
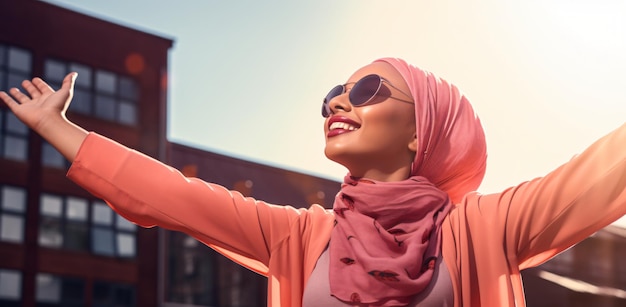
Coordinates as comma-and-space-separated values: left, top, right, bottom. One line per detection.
67, 123, 626, 307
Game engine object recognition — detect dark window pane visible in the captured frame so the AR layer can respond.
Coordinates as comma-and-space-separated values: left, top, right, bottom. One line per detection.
3, 136, 27, 161
95, 70, 116, 94
69, 63, 91, 87
0, 300, 20, 307
95, 95, 116, 121
40, 194, 63, 217
61, 278, 84, 303
118, 101, 137, 125
7, 72, 27, 91
93, 282, 111, 303
114, 286, 135, 306
6, 112, 28, 135
70, 88, 92, 115
65, 222, 89, 251
1, 214, 24, 243
39, 216, 63, 248
0, 45, 6, 67
36, 274, 61, 303
7, 47, 31, 73
93, 282, 135, 307
0, 269, 21, 300
42, 142, 67, 168
2, 186, 26, 213
92, 228, 115, 256
92, 202, 112, 225
66, 197, 87, 221
0, 71, 6, 90
119, 77, 138, 100
117, 233, 135, 257
44, 60, 66, 82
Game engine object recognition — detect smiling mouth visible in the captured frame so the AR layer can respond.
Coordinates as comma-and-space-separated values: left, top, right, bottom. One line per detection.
329, 122, 359, 131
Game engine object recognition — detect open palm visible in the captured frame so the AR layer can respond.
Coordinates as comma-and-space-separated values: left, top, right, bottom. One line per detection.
0, 72, 76, 132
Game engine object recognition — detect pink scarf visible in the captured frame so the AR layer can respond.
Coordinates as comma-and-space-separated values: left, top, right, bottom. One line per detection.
330, 175, 451, 305
329, 58, 487, 305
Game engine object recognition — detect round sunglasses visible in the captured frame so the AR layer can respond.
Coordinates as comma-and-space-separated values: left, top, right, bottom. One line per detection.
321, 74, 414, 118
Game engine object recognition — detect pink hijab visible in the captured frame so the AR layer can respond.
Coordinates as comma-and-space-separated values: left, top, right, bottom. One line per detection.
329, 58, 487, 305
379, 58, 487, 204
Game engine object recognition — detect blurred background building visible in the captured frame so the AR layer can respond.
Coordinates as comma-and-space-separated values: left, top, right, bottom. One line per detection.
0, 1, 625, 306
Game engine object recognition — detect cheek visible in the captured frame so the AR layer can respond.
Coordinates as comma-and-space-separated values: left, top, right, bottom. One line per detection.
363, 108, 413, 131
362, 108, 416, 146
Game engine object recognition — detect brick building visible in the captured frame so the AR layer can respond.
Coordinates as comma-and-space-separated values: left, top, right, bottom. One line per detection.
0, 1, 340, 306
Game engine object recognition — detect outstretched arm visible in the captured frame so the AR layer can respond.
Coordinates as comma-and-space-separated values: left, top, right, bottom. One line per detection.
0, 73, 88, 161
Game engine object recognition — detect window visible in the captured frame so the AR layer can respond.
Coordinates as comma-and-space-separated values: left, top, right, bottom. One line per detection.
43, 59, 139, 125
36, 273, 84, 307
0, 269, 22, 306
39, 194, 88, 251
92, 201, 137, 258
0, 185, 26, 243
166, 232, 219, 306
0, 45, 32, 91
117, 76, 138, 125
41, 141, 70, 169
93, 281, 135, 307
0, 45, 32, 162
164, 230, 266, 306
39, 195, 137, 257
0, 108, 29, 161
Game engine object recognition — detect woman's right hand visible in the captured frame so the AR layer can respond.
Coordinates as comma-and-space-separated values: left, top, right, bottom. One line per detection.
0, 72, 76, 133
0, 73, 88, 162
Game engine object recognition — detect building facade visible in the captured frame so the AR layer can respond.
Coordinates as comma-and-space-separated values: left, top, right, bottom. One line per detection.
0, 1, 171, 306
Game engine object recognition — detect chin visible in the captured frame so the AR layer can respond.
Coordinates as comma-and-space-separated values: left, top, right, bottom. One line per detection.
324, 148, 345, 166
324, 149, 360, 175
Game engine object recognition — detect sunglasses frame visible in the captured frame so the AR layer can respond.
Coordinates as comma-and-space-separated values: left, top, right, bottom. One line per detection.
322, 74, 414, 118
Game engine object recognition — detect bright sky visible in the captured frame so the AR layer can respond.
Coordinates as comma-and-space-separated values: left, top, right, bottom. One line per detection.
45, 0, 626, 224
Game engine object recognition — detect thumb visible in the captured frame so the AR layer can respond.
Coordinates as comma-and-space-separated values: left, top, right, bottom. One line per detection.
61, 72, 78, 94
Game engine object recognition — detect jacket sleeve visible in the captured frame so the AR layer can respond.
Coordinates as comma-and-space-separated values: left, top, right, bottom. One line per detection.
473, 122, 626, 269
67, 132, 305, 274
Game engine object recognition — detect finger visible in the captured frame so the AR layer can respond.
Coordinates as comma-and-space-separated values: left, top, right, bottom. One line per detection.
7, 88, 33, 104
22, 80, 42, 99
60, 72, 77, 92
0, 91, 21, 110
32, 77, 54, 94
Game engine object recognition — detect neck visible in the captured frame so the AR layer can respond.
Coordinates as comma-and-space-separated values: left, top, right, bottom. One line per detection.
349, 165, 412, 182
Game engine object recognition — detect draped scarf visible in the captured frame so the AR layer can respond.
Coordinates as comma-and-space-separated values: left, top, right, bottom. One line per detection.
329, 175, 452, 306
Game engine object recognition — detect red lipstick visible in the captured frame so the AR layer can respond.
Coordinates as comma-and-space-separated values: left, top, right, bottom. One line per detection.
327, 116, 361, 138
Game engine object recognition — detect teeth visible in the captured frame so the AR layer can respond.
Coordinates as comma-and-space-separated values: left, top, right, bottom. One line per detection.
330, 122, 359, 131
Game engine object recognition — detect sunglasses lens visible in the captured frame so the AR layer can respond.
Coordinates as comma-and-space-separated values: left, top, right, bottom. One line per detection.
321, 104, 330, 117
321, 75, 383, 117
322, 85, 345, 117
349, 74, 381, 106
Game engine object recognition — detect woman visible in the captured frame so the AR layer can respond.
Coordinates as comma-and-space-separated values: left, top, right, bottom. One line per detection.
2, 58, 626, 307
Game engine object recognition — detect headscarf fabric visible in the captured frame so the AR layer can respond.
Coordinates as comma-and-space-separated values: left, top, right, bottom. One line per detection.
377, 58, 487, 204
329, 58, 487, 305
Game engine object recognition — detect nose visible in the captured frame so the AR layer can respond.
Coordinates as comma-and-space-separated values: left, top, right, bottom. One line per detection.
327, 92, 352, 116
